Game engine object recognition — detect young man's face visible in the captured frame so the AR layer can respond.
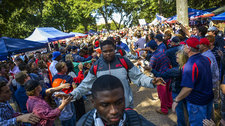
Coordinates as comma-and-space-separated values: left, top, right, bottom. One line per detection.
0, 85, 12, 102
93, 87, 125, 125
101, 45, 115, 62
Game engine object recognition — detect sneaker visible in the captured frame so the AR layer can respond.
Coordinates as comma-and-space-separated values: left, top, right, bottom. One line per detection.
155, 109, 168, 115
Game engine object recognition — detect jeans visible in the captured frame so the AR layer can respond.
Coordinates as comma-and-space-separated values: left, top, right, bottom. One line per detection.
186, 100, 213, 126
220, 91, 225, 120
172, 93, 186, 126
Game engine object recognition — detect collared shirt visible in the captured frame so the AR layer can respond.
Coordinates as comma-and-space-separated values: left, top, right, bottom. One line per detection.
149, 50, 171, 82
181, 53, 214, 105
26, 96, 61, 126
134, 38, 146, 55
157, 43, 167, 53
202, 50, 219, 88
15, 86, 28, 113
0, 102, 17, 126
49, 60, 58, 77
117, 42, 130, 52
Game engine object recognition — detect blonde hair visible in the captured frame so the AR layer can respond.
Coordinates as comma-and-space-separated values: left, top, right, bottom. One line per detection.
65, 54, 73, 62
26, 90, 36, 96
176, 50, 189, 68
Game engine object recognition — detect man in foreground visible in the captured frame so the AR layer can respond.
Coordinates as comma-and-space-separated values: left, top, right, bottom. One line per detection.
77, 75, 155, 126
70, 40, 165, 108
172, 37, 214, 125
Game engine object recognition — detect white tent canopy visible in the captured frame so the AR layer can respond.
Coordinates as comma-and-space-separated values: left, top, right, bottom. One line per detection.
25, 27, 74, 43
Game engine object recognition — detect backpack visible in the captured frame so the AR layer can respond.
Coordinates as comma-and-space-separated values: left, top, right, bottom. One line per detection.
93, 57, 128, 76
83, 109, 142, 126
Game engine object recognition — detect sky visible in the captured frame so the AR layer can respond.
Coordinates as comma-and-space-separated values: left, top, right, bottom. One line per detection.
95, 13, 123, 25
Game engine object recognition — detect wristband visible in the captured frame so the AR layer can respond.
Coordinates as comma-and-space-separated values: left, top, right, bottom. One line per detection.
173, 99, 179, 103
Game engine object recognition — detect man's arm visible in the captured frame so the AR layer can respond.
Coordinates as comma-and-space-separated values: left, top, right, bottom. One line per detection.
174, 87, 192, 102
45, 83, 70, 95
70, 71, 97, 99
177, 22, 191, 38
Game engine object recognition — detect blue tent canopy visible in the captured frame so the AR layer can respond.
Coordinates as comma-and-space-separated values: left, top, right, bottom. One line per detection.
69, 32, 87, 37
26, 27, 74, 43
0, 37, 48, 58
166, 8, 211, 22
211, 12, 225, 20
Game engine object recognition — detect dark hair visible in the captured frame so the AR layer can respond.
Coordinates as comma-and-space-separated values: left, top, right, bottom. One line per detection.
149, 33, 155, 40
0, 80, 7, 93
197, 26, 207, 37
65, 61, 74, 74
91, 75, 124, 99
100, 40, 115, 49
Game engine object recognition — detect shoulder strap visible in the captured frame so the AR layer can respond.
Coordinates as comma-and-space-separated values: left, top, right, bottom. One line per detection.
125, 109, 142, 126
93, 64, 98, 76
118, 49, 124, 56
118, 57, 131, 83
83, 109, 95, 126
119, 57, 128, 71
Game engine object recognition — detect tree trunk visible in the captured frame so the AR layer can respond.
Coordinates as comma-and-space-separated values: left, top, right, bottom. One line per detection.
176, 0, 188, 26
158, 0, 162, 15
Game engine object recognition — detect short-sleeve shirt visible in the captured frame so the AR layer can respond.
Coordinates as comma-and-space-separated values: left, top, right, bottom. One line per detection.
149, 50, 171, 82
157, 43, 167, 53
181, 53, 214, 105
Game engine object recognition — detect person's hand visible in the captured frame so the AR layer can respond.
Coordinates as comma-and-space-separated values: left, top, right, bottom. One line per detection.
59, 83, 70, 89
9, 75, 13, 81
72, 82, 77, 89
152, 77, 166, 86
172, 102, 178, 113
78, 63, 83, 71
144, 66, 152, 71
203, 119, 215, 126
91, 58, 97, 63
217, 50, 223, 57
16, 113, 40, 124
92, 52, 97, 57
137, 61, 142, 66
54, 93, 70, 98
61, 96, 73, 106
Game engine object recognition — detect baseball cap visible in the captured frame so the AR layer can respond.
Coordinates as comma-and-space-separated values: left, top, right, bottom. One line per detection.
148, 41, 158, 50
186, 37, 200, 49
52, 51, 61, 60
24, 80, 40, 92
154, 34, 163, 41
199, 38, 210, 46
208, 26, 218, 31
171, 36, 180, 43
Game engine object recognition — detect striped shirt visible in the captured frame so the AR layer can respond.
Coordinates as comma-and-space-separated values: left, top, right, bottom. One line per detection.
149, 50, 171, 81
0, 102, 17, 126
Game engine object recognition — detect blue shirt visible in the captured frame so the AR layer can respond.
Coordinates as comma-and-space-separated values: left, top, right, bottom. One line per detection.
165, 45, 181, 68
181, 53, 214, 105
0, 102, 17, 126
14, 86, 46, 114
14, 86, 28, 113
117, 42, 130, 52
146, 40, 156, 55
149, 50, 171, 82
157, 43, 167, 53
202, 50, 219, 88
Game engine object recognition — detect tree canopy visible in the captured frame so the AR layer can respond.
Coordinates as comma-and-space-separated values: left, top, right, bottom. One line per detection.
0, 0, 224, 38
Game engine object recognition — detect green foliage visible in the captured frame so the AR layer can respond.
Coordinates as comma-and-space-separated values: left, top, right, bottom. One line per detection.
0, 0, 224, 39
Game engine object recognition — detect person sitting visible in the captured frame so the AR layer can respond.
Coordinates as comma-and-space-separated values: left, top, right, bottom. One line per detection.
0, 80, 40, 125
25, 80, 73, 126
77, 75, 156, 126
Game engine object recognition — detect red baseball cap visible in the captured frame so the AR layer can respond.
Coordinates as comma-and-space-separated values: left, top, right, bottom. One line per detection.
186, 37, 200, 49
180, 41, 186, 45
199, 38, 210, 46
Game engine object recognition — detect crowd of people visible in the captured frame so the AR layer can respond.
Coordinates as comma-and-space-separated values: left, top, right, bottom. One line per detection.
0, 21, 225, 126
